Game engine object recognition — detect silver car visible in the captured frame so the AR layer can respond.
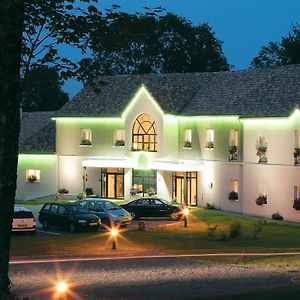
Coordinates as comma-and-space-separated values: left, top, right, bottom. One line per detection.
75, 199, 132, 227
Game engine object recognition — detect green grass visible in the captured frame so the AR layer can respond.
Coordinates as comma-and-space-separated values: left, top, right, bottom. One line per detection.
10, 208, 300, 262
184, 286, 300, 300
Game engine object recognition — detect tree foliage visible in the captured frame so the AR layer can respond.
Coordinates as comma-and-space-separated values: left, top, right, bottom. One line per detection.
22, 65, 69, 111
88, 11, 230, 76
251, 24, 300, 68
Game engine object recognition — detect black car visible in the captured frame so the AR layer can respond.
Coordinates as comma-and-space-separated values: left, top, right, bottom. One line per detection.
121, 198, 182, 221
38, 202, 101, 232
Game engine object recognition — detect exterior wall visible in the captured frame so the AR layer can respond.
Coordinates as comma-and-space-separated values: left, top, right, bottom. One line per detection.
16, 155, 58, 200
200, 161, 243, 213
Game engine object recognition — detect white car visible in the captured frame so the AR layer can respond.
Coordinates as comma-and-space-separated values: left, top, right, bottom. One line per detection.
12, 207, 36, 233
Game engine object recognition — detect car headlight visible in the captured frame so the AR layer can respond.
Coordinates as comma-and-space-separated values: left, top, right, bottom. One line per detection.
78, 220, 87, 223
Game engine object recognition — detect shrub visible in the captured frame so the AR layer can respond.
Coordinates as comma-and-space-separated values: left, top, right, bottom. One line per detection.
183, 141, 192, 148
272, 212, 283, 220
229, 222, 243, 239
205, 141, 214, 148
256, 195, 267, 206
206, 203, 215, 209
228, 191, 238, 201
77, 191, 87, 199
207, 224, 218, 238
293, 147, 300, 157
80, 139, 92, 146
58, 187, 69, 194
130, 186, 137, 195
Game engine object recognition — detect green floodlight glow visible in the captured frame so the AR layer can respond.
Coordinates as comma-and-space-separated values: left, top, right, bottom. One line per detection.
52, 117, 123, 122
121, 85, 164, 118
134, 152, 151, 170
19, 154, 57, 160
177, 115, 240, 121
241, 109, 300, 125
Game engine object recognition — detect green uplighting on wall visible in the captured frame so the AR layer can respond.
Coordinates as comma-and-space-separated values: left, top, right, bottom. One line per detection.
52, 117, 123, 122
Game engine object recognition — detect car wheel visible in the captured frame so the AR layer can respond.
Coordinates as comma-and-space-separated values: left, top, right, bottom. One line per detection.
42, 220, 49, 230
130, 212, 139, 220
169, 212, 180, 221
69, 222, 76, 232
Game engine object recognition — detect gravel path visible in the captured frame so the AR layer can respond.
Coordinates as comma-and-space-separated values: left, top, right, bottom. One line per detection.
10, 256, 300, 299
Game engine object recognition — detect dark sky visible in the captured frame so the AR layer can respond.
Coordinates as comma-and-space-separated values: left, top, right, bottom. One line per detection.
63, 0, 300, 97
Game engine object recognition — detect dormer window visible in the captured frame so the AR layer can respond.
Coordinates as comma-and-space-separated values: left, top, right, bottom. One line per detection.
183, 129, 192, 148
114, 129, 125, 147
132, 113, 157, 151
80, 128, 92, 146
205, 128, 214, 149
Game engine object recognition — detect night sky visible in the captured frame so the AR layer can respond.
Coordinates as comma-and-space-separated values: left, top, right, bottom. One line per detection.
63, 0, 300, 97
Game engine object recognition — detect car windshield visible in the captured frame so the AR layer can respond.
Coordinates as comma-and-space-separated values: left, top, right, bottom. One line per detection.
102, 201, 120, 210
13, 211, 33, 218
159, 199, 171, 205
68, 205, 88, 213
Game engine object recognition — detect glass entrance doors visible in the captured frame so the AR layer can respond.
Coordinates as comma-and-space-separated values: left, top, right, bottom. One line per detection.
172, 172, 197, 206
101, 168, 124, 199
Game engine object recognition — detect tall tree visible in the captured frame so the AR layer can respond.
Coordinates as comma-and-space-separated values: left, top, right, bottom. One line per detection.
251, 24, 300, 68
88, 12, 229, 76
0, 0, 102, 297
0, 1, 24, 298
22, 65, 69, 111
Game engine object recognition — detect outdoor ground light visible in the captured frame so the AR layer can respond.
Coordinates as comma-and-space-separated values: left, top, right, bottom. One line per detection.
110, 228, 119, 250
55, 281, 68, 299
183, 207, 190, 227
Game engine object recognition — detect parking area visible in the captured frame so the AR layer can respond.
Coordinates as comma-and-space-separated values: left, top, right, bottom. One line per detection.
14, 204, 180, 236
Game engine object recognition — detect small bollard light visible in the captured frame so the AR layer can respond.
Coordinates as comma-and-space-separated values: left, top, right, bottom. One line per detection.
111, 228, 118, 250
183, 207, 190, 227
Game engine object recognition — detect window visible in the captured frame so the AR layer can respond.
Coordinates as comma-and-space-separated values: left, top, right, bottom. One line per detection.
258, 183, 267, 197
294, 185, 300, 199
132, 169, 157, 196
132, 113, 157, 151
80, 128, 92, 146
229, 129, 239, 161
26, 169, 40, 182
256, 130, 267, 163
205, 128, 214, 149
183, 129, 192, 148
114, 129, 125, 146
295, 130, 300, 148
294, 130, 300, 165
230, 179, 239, 193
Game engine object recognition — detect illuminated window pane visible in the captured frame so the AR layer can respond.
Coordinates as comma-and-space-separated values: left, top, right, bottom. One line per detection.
80, 128, 92, 145
26, 169, 41, 182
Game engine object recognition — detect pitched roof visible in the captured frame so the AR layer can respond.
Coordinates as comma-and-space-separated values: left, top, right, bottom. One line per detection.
19, 111, 56, 153
55, 64, 300, 118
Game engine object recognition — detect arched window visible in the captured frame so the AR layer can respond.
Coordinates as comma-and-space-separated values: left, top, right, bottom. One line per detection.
132, 113, 157, 151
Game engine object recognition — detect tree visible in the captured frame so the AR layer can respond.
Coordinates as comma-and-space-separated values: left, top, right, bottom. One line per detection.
0, 1, 24, 298
22, 65, 69, 111
251, 24, 300, 68
0, 0, 102, 297
89, 11, 229, 75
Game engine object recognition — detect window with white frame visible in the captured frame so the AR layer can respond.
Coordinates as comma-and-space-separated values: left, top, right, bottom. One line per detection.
205, 128, 214, 149
183, 129, 192, 148
256, 130, 267, 162
114, 129, 125, 146
295, 130, 300, 148
258, 182, 267, 197
80, 128, 92, 146
26, 169, 40, 182
229, 129, 239, 160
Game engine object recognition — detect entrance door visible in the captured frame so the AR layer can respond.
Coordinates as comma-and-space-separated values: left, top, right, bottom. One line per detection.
173, 172, 197, 206
101, 168, 124, 199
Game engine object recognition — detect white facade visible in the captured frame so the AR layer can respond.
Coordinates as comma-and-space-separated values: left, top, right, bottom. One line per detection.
16, 86, 300, 223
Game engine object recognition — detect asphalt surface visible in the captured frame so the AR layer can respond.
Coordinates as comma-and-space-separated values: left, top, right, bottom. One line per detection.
10, 256, 300, 300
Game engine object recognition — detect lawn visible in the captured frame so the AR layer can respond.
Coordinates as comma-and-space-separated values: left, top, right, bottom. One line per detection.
10, 208, 300, 266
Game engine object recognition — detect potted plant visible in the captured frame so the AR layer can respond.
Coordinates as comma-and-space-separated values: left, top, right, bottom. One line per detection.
256, 140, 267, 163
27, 175, 37, 183
205, 141, 214, 149
80, 139, 92, 146
293, 148, 300, 165
256, 195, 267, 206
115, 140, 125, 147
272, 212, 283, 220
130, 186, 137, 195
77, 191, 87, 199
229, 145, 238, 161
228, 191, 238, 201
293, 198, 300, 210
183, 141, 192, 148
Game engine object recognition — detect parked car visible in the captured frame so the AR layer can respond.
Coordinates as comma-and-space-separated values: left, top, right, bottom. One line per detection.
38, 202, 101, 232
75, 199, 132, 227
121, 198, 183, 221
12, 206, 36, 233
